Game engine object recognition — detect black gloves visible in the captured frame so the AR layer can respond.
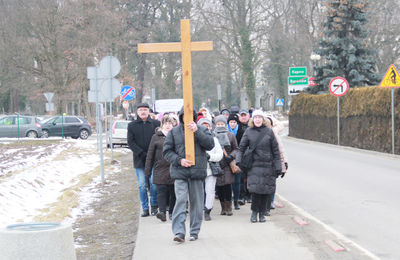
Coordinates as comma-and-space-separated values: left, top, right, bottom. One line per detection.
280, 172, 285, 178
206, 153, 210, 161
285, 162, 288, 170
275, 170, 281, 178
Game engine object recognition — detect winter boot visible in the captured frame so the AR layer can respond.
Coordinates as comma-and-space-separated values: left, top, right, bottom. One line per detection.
151, 206, 158, 216
220, 200, 227, 215
141, 209, 150, 217
156, 211, 167, 222
264, 210, 271, 216
259, 212, 266, 223
234, 201, 240, 210
226, 201, 233, 216
250, 211, 258, 223
204, 208, 212, 221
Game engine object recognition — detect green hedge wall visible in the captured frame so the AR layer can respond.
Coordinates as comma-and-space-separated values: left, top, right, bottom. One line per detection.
289, 86, 400, 154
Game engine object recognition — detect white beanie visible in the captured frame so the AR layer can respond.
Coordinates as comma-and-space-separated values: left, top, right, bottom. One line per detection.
252, 110, 265, 119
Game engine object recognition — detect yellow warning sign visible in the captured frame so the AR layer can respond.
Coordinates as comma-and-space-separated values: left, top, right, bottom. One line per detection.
380, 64, 400, 88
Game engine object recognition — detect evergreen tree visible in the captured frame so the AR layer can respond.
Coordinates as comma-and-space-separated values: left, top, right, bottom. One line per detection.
311, 0, 380, 93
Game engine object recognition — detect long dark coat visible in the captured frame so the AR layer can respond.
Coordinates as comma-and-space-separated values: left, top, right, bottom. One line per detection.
236, 125, 281, 194
144, 130, 173, 185
217, 132, 238, 186
127, 116, 160, 168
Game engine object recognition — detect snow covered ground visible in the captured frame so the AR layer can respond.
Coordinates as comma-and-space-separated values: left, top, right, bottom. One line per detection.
0, 138, 129, 227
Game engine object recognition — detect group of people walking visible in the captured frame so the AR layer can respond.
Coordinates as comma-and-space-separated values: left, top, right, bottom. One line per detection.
127, 103, 288, 242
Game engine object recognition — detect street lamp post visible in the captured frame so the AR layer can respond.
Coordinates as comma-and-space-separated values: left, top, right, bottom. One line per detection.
310, 53, 321, 74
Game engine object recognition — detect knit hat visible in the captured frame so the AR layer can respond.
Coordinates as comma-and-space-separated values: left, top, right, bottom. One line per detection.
227, 114, 239, 124
251, 110, 265, 119
215, 115, 227, 125
197, 117, 212, 127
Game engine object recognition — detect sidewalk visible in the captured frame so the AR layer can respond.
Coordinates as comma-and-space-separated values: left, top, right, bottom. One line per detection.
132, 197, 315, 260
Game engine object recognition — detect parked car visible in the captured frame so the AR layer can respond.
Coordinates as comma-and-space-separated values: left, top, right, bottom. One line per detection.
41, 116, 92, 139
106, 120, 129, 148
0, 115, 43, 138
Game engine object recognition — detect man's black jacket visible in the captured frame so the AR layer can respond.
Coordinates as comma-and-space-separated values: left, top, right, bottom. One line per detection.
127, 116, 160, 168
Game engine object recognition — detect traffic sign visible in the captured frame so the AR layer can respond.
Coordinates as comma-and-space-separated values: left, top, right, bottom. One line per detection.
120, 85, 135, 101
276, 98, 284, 107
380, 64, 400, 88
308, 77, 318, 86
289, 67, 307, 76
99, 56, 121, 78
288, 76, 309, 86
329, 77, 349, 97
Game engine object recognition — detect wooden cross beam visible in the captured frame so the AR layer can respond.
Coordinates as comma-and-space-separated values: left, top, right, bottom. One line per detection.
138, 19, 213, 165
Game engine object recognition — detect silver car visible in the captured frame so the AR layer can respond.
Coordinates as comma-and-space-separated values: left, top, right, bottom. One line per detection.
107, 120, 129, 148
0, 115, 43, 138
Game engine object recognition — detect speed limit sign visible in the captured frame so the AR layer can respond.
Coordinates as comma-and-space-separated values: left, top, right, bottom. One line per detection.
329, 77, 349, 97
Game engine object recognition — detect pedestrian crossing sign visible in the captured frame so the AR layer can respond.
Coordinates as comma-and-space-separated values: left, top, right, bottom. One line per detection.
276, 98, 284, 107
380, 64, 400, 88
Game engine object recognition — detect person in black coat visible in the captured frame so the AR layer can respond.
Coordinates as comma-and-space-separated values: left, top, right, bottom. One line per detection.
127, 103, 160, 217
163, 107, 214, 242
236, 110, 281, 223
145, 115, 176, 222
237, 109, 251, 204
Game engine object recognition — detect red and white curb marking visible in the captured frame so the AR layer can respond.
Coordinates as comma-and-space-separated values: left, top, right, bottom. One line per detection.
325, 240, 346, 252
292, 215, 308, 226
273, 201, 284, 208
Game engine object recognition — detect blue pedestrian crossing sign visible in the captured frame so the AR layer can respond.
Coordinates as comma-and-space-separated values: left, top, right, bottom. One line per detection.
120, 85, 135, 101
276, 98, 284, 107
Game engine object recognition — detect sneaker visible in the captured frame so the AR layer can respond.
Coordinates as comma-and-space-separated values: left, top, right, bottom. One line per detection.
189, 234, 198, 241
173, 233, 185, 243
238, 199, 245, 206
265, 210, 270, 216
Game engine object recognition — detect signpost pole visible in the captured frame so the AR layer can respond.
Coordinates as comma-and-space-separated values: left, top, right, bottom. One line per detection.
17, 114, 20, 141
337, 97, 340, 146
109, 56, 114, 161
95, 67, 105, 185
392, 88, 395, 154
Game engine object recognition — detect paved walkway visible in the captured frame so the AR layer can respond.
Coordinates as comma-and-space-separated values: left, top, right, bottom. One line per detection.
132, 196, 316, 260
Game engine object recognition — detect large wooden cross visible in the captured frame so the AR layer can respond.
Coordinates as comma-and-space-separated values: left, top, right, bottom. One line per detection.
138, 19, 213, 165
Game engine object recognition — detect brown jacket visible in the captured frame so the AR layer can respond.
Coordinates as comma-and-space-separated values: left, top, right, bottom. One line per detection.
217, 132, 238, 186
145, 130, 173, 185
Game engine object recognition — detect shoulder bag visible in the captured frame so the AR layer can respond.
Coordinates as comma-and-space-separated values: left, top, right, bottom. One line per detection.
240, 128, 267, 172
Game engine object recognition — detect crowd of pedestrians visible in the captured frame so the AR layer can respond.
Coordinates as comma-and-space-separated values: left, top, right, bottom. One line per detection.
127, 103, 288, 242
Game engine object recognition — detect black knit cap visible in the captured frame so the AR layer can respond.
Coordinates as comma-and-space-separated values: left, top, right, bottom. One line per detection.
228, 113, 239, 123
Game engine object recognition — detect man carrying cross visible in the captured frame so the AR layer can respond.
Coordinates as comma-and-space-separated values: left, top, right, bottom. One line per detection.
138, 19, 214, 242
163, 107, 214, 242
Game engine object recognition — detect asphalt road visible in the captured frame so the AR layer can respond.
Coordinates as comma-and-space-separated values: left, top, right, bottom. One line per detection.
278, 137, 400, 260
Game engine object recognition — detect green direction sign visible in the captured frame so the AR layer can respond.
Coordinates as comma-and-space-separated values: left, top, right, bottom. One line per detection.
288, 76, 308, 86
289, 67, 307, 76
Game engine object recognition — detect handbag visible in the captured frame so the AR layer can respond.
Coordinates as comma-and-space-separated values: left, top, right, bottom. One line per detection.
209, 161, 224, 176
223, 149, 241, 174
240, 128, 267, 172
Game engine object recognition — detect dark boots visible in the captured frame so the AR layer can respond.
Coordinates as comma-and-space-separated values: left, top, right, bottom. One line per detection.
234, 201, 240, 210
141, 209, 150, 217
204, 208, 212, 221
225, 201, 233, 216
220, 201, 227, 215
156, 211, 167, 222
250, 211, 257, 223
259, 212, 266, 222
151, 206, 158, 216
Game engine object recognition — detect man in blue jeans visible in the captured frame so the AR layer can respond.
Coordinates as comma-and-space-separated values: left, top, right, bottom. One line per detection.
128, 103, 160, 217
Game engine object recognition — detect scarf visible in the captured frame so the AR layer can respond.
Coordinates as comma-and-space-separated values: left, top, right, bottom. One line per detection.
214, 126, 230, 148
228, 124, 238, 136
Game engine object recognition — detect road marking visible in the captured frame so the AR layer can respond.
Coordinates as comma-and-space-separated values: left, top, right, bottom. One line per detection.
277, 193, 380, 260
293, 215, 308, 226
325, 240, 346, 252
